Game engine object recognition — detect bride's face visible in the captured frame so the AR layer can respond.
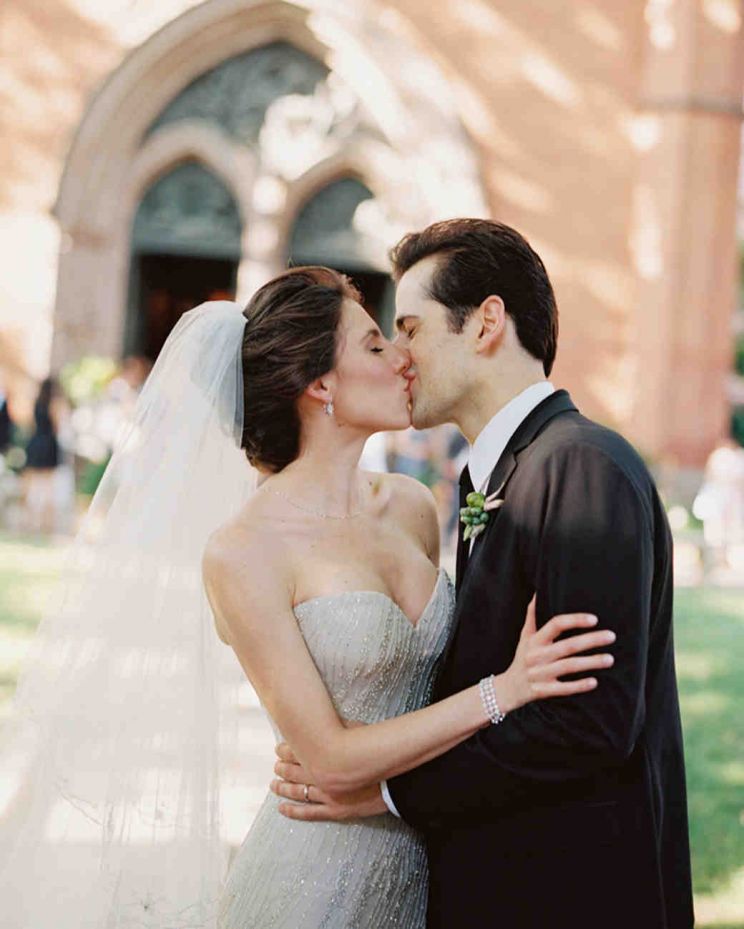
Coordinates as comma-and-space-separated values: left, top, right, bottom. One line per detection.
330, 299, 413, 432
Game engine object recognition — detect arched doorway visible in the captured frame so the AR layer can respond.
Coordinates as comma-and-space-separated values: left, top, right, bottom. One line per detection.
288, 177, 395, 334
52, 0, 487, 370
126, 161, 242, 360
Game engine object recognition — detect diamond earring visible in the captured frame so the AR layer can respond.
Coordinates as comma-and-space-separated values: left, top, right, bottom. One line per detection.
324, 401, 334, 417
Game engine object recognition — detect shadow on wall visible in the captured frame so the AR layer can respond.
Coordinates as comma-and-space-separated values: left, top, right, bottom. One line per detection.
0, 0, 121, 212
391, 0, 644, 425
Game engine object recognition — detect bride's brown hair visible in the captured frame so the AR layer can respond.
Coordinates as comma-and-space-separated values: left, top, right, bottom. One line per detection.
240, 266, 362, 473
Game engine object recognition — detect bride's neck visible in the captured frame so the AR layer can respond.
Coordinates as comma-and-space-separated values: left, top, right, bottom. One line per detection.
269, 433, 370, 511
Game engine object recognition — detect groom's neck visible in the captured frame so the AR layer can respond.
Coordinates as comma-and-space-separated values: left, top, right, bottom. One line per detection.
454, 367, 548, 444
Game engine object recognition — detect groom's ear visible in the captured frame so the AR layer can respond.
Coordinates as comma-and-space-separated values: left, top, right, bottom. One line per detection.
474, 295, 506, 355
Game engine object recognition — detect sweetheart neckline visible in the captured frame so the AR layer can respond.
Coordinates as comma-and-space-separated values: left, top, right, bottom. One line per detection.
292, 566, 449, 631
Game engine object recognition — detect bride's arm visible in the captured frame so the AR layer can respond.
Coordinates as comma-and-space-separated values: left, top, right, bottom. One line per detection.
203, 530, 615, 796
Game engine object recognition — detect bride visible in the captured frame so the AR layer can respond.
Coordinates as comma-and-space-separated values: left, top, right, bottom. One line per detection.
0, 266, 614, 929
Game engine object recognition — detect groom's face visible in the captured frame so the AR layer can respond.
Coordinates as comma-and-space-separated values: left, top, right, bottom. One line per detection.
394, 256, 473, 429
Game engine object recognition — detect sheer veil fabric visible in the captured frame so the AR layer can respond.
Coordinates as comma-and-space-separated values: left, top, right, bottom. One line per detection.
0, 302, 259, 927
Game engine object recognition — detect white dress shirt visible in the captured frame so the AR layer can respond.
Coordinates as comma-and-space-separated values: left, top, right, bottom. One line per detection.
467, 381, 556, 492
381, 380, 556, 818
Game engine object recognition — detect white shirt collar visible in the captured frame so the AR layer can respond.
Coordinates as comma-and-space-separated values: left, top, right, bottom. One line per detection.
467, 382, 556, 492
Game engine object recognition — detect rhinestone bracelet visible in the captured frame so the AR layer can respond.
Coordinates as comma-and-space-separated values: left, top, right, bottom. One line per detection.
478, 675, 507, 725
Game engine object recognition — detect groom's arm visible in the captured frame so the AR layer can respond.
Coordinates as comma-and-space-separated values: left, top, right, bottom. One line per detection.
387, 441, 656, 830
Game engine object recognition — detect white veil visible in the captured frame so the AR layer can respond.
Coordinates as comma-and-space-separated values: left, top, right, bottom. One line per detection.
0, 301, 258, 927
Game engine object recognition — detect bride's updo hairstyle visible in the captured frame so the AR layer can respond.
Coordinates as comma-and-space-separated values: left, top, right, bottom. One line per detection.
240, 266, 362, 473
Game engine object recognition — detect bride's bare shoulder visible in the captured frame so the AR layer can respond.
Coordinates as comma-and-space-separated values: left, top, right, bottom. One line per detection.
202, 506, 294, 644
374, 471, 436, 516
369, 471, 439, 560
203, 498, 290, 600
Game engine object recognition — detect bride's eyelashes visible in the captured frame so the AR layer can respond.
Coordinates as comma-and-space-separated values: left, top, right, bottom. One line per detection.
370, 347, 385, 354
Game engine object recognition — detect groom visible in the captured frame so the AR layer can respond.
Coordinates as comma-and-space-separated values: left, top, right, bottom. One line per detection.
273, 219, 694, 928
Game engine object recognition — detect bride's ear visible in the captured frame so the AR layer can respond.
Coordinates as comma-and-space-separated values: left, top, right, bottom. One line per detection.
303, 375, 336, 407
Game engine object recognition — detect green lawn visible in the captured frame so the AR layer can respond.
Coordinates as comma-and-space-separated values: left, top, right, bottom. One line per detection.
674, 587, 744, 925
0, 531, 742, 924
0, 531, 69, 717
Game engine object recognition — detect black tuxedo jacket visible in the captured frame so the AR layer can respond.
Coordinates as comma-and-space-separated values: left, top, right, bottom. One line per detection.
388, 390, 694, 929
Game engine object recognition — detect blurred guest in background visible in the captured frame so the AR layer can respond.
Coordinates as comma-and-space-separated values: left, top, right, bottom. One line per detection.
104, 355, 151, 432
71, 355, 152, 501
693, 438, 744, 568
0, 380, 20, 527
0, 380, 13, 453
388, 426, 436, 484
21, 377, 69, 534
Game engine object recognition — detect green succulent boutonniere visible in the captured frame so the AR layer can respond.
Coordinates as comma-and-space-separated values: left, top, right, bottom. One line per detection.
460, 484, 506, 542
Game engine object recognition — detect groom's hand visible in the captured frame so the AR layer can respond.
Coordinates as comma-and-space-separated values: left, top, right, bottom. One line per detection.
271, 741, 388, 821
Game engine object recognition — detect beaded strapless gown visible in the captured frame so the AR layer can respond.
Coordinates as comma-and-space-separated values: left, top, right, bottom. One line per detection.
218, 566, 455, 929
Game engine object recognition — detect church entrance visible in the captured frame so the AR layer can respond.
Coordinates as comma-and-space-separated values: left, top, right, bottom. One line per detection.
125, 160, 242, 360
133, 253, 237, 361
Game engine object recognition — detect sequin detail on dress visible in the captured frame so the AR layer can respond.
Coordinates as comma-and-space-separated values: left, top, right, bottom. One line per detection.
218, 567, 455, 929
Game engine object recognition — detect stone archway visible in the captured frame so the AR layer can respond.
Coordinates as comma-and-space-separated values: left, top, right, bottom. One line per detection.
52, 0, 487, 369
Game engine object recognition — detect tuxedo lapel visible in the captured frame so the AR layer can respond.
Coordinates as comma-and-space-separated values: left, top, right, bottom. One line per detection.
456, 390, 578, 591
481, 389, 576, 497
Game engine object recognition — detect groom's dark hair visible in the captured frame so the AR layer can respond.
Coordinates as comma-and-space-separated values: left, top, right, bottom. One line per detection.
390, 219, 558, 376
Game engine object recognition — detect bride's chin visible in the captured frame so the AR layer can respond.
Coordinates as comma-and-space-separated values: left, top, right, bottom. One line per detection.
377, 411, 412, 431
372, 400, 413, 431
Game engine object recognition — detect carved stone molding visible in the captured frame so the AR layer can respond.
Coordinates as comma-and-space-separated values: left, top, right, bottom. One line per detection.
147, 41, 329, 146
133, 161, 242, 259
124, 120, 256, 247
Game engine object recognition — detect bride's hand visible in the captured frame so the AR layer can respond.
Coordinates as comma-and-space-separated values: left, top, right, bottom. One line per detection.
271, 722, 390, 820
496, 596, 616, 713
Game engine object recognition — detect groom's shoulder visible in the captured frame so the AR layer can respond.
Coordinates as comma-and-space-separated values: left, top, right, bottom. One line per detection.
529, 410, 654, 492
